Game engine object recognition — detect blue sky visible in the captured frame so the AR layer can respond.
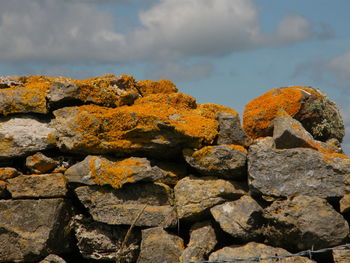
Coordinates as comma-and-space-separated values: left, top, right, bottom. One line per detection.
1, 0, 350, 152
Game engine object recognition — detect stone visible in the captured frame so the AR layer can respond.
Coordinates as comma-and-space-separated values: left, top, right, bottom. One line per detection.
136, 79, 178, 97
0, 180, 8, 198
26, 152, 58, 174
0, 167, 21, 180
248, 139, 350, 199
65, 155, 167, 189
180, 221, 217, 262
340, 193, 350, 214
333, 248, 350, 263
0, 115, 56, 159
243, 86, 344, 142
75, 183, 176, 227
209, 242, 315, 263
0, 76, 21, 89
154, 161, 187, 185
7, 173, 68, 198
217, 112, 252, 146
137, 227, 184, 263
52, 93, 234, 157
72, 214, 140, 262
0, 198, 72, 262
210, 195, 263, 240
174, 175, 246, 220
263, 195, 349, 250
39, 254, 67, 263
183, 145, 247, 179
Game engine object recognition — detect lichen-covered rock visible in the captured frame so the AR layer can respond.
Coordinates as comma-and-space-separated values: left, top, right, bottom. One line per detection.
248, 138, 350, 199
210, 195, 263, 240
0, 76, 21, 89
72, 214, 140, 262
209, 242, 315, 263
75, 183, 176, 227
137, 227, 184, 263
180, 221, 217, 262
52, 94, 222, 157
136, 79, 178, 97
263, 195, 349, 250
26, 152, 58, 174
0, 167, 21, 180
7, 173, 68, 198
64, 155, 167, 189
333, 248, 350, 263
243, 86, 344, 142
0, 115, 56, 159
183, 145, 247, 179
217, 112, 252, 146
174, 176, 246, 220
0, 198, 72, 262
39, 254, 67, 263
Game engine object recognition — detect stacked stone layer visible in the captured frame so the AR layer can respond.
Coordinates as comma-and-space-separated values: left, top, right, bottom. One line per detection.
0, 75, 349, 263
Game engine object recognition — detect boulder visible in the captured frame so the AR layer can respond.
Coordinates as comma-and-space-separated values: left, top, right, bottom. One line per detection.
0, 199, 72, 262
75, 183, 176, 227
0, 115, 56, 159
263, 195, 349, 250
0, 167, 21, 180
64, 155, 167, 189
209, 242, 315, 263
248, 138, 350, 199
26, 152, 58, 174
243, 86, 344, 142
137, 227, 184, 263
180, 221, 217, 262
7, 173, 68, 198
39, 254, 67, 263
210, 195, 263, 240
72, 214, 140, 262
183, 145, 247, 179
174, 175, 246, 220
217, 112, 252, 147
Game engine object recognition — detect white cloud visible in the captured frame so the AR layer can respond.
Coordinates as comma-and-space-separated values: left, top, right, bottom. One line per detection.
328, 51, 350, 84
0, 0, 317, 65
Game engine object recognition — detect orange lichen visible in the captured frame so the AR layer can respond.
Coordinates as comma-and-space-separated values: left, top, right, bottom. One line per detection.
243, 87, 305, 139
195, 103, 239, 120
227, 144, 248, 153
137, 79, 178, 97
135, 92, 197, 110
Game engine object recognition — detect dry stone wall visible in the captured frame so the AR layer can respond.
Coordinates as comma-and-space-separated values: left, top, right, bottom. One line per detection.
0, 75, 350, 263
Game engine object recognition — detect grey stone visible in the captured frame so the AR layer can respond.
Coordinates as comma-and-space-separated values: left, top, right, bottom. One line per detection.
183, 145, 247, 179
65, 155, 167, 189
248, 139, 350, 199
72, 214, 140, 262
180, 221, 217, 262
217, 112, 252, 146
263, 195, 349, 250
210, 195, 263, 240
0, 76, 21, 89
75, 183, 176, 227
137, 227, 184, 263
209, 242, 315, 263
7, 173, 68, 198
47, 81, 80, 103
0, 199, 72, 262
0, 116, 56, 159
174, 175, 246, 220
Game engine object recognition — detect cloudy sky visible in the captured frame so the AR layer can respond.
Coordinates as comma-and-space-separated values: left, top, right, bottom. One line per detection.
1, 0, 350, 152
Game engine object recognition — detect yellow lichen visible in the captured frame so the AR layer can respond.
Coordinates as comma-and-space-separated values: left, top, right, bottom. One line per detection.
195, 103, 239, 120
227, 144, 248, 153
137, 79, 178, 97
135, 92, 197, 110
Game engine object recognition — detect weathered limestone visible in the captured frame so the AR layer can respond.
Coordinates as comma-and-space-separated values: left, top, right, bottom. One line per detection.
137, 227, 184, 263
183, 145, 247, 179
174, 176, 246, 220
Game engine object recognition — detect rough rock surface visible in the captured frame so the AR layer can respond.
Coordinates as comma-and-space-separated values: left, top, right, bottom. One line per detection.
7, 173, 68, 198
0, 180, 7, 198
64, 155, 167, 189
180, 221, 217, 262
209, 242, 315, 263
72, 214, 140, 262
0, 116, 56, 159
0, 199, 72, 262
210, 195, 263, 240
174, 176, 246, 220
248, 138, 350, 199
26, 152, 58, 174
333, 248, 350, 263
39, 254, 67, 263
75, 183, 176, 227
137, 227, 184, 263
217, 112, 252, 146
0, 167, 21, 180
263, 195, 349, 250
243, 86, 344, 142
183, 145, 247, 179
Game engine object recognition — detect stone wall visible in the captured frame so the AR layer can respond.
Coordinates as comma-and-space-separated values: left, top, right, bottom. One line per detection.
0, 75, 349, 263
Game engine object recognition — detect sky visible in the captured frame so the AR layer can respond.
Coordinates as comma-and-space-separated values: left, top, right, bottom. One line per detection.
1, 0, 350, 152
